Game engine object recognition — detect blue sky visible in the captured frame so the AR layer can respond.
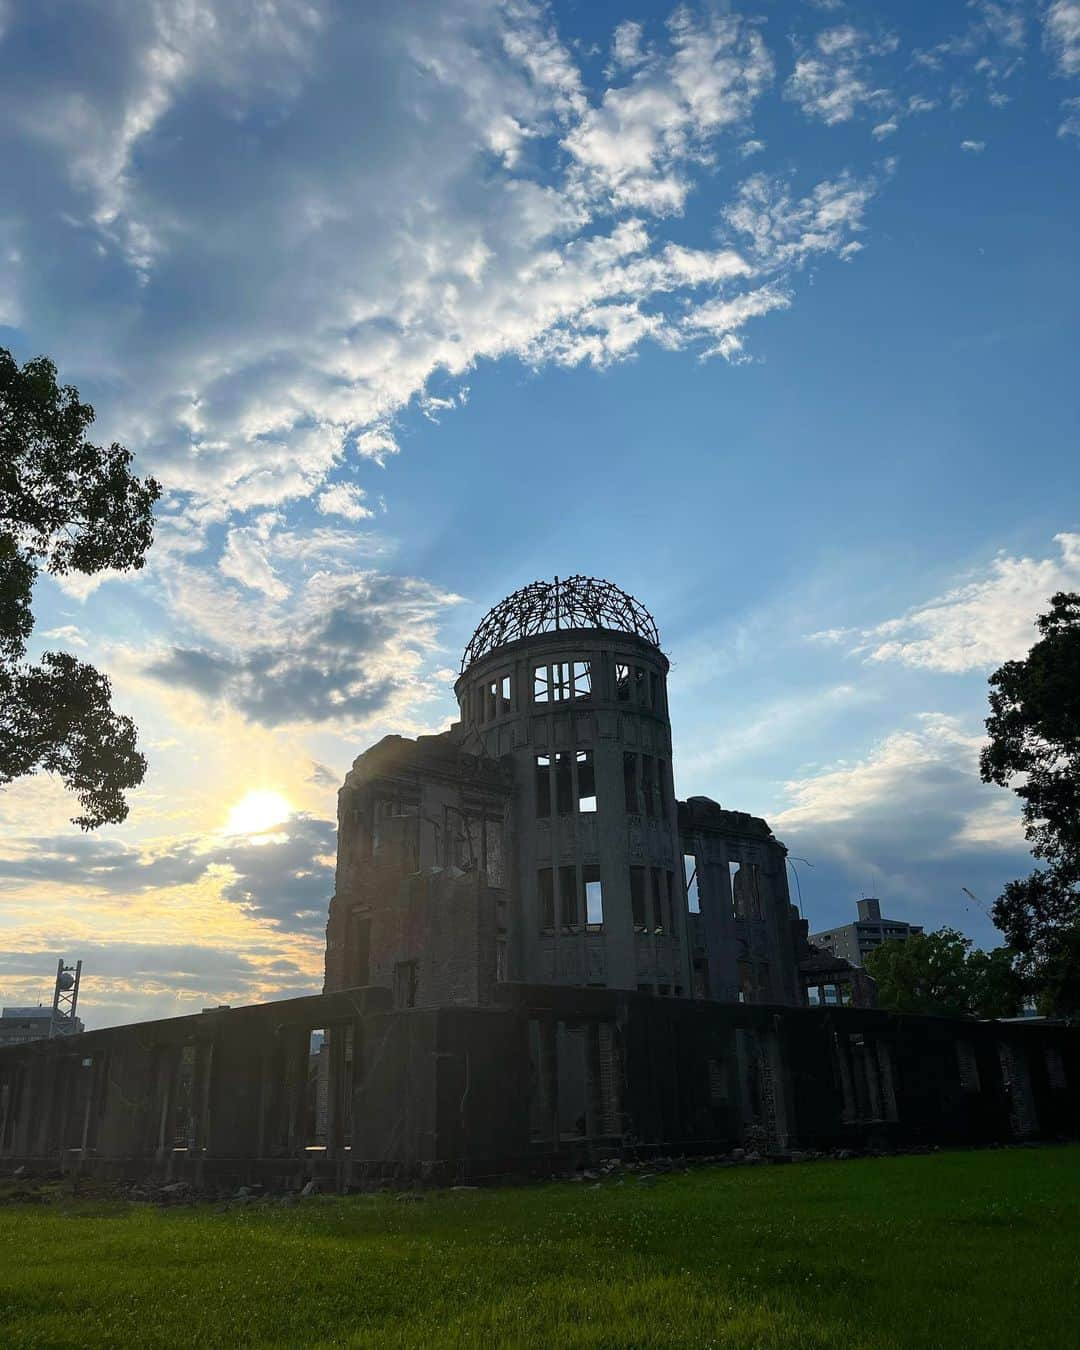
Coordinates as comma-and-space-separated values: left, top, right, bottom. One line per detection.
1, 0, 1079, 1026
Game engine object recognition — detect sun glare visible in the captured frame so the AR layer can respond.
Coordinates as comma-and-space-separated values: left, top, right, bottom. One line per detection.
224, 789, 293, 837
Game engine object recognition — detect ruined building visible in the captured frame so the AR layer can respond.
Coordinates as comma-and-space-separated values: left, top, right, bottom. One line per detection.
2, 578, 1077, 1187
325, 576, 807, 1013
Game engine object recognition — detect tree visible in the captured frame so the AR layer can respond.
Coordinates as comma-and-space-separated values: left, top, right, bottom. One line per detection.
864, 928, 975, 1018
865, 928, 1023, 1020
980, 592, 1080, 1020
1, 348, 160, 827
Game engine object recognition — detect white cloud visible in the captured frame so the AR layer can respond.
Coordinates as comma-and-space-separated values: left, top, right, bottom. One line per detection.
722, 171, 878, 270
564, 10, 773, 215
812, 533, 1080, 673
774, 712, 1024, 859
872, 119, 899, 139
0, 2, 883, 522
738, 138, 765, 157
218, 527, 290, 601
961, 138, 987, 151
146, 569, 462, 729
611, 20, 647, 72
316, 483, 374, 522
40, 625, 88, 648
1060, 95, 1080, 138
1045, 1, 1080, 76
785, 25, 896, 126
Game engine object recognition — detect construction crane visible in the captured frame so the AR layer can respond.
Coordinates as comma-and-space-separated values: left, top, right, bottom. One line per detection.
961, 886, 993, 917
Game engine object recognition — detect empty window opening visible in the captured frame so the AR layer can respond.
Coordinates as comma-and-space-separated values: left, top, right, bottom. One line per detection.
684, 855, 700, 914
730, 860, 743, 917
556, 1023, 589, 1140
559, 864, 579, 929
954, 1040, 980, 1093
616, 662, 631, 701
651, 868, 665, 933
538, 867, 555, 932
393, 961, 418, 1009
306, 1030, 329, 1149
535, 754, 551, 818
633, 665, 647, 704
554, 752, 573, 816
533, 661, 591, 704
346, 911, 371, 987
576, 750, 596, 812
642, 755, 656, 818
630, 866, 648, 932
623, 752, 639, 813
707, 1058, 729, 1107
572, 661, 591, 699
1045, 1048, 1067, 1090
730, 861, 761, 919
584, 865, 604, 930
172, 1044, 196, 1148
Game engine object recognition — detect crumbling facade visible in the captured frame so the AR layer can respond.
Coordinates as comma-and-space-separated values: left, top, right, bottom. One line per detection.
4, 575, 1076, 1186
326, 577, 811, 1011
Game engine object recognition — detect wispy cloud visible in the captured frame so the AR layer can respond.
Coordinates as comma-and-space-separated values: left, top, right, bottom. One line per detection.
808, 533, 1080, 673
0, 2, 869, 518
785, 24, 897, 126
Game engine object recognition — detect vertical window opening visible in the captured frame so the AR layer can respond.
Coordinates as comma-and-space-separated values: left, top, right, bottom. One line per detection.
651, 868, 665, 933
730, 860, 744, 918
533, 665, 550, 702
658, 760, 670, 820
554, 752, 573, 816
664, 870, 675, 935
572, 661, 592, 699
559, 864, 579, 929
499, 674, 512, 714
623, 752, 638, 813
684, 854, 699, 914
393, 961, 418, 1009
633, 665, 647, 704
576, 750, 596, 812
538, 867, 555, 931
630, 866, 647, 932
642, 755, 656, 818
535, 754, 551, 818
584, 865, 603, 930
616, 662, 630, 701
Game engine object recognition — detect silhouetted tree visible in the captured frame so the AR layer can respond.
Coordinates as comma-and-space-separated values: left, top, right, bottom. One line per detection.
864, 928, 975, 1018
1, 348, 160, 827
980, 592, 1080, 1019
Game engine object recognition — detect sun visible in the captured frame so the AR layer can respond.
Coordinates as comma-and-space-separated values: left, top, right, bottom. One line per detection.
223, 789, 293, 837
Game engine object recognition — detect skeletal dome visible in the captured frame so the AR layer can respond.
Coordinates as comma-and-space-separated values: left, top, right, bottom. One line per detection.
461, 574, 660, 672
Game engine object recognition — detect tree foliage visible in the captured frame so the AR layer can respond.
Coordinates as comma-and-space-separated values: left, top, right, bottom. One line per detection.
980, 592, 1080, 1019
1, 348, 160, 828
864, 927, 1023, 1021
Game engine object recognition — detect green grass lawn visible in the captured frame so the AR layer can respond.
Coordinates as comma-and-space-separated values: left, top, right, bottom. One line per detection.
1, 1146, 1078, 1349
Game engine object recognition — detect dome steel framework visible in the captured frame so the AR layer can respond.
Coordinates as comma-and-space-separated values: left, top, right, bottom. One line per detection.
461, 575, 660, 672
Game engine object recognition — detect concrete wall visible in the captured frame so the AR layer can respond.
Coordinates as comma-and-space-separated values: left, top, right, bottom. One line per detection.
3, 985, 1078, 1188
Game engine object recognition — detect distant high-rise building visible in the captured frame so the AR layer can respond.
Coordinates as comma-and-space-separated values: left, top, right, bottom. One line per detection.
809, 898, 923, 968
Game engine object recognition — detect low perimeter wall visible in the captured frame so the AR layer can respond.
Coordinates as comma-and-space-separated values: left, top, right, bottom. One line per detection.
1, 984, 1078, 1189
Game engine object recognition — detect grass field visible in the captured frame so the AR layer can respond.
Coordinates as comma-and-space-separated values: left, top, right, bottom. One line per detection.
1, 1146, 1078, 1349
